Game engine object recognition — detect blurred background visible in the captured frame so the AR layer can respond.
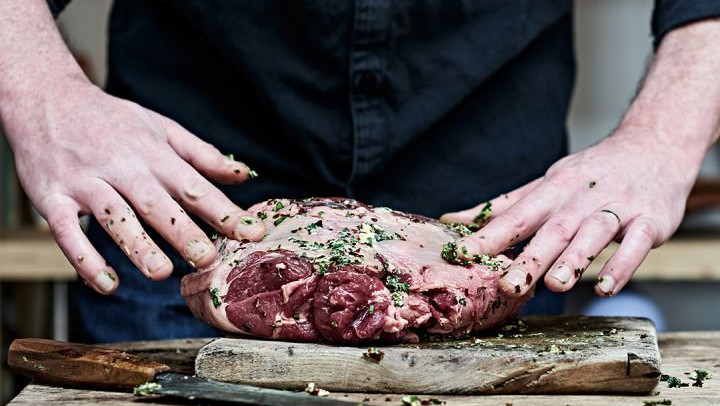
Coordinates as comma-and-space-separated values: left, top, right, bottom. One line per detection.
1, 0, 720, 403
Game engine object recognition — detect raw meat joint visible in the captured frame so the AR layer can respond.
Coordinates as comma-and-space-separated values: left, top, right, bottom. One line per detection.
181, 198, 532, 343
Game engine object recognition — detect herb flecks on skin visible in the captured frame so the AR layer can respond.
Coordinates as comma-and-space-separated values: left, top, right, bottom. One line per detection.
241, 216, 254, 225
472, 201, 492, 225
273, 201, 284, 212
209, 287, 222, 308
257, 212, 268, 220
589, 180, 597, 188
274, 216, 288, 226
445, 222, 474, 236
440, 242, 502, 271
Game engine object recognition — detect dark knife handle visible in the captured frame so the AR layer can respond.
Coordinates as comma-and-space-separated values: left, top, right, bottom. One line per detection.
8, 338, 170, 390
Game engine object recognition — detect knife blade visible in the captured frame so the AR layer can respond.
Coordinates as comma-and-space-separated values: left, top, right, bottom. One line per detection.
8, 338, 361, 406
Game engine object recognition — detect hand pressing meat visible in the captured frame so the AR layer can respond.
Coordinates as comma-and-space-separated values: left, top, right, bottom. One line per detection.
181, 198, 531, 343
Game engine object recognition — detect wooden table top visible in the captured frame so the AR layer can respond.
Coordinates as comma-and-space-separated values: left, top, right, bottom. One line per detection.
7, 332, 720, 405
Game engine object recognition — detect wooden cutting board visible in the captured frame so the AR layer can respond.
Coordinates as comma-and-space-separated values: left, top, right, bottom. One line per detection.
195, 316, 661, 395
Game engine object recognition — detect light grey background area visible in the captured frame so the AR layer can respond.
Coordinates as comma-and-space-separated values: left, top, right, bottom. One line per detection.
56, 1, 720, 331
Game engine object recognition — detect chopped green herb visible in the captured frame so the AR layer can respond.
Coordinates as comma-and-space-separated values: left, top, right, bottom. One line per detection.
217, 237, 228, 253
385, 274, 410, 293
292, 312, 300, 320
318, 210, 325, 216
273, 201, 284, 211
643, 400, 671, 406
440, 241, 502, 270
257, 212, 268, 220
500, 317, 528, 333
363, 347, 384, 362
220, 215, 230, 223
274, 216, 288, 226
331, 321, 338, 328
589, 180, 596, 188
445, 222, 474, 236
233, 169, 240, 173
357, 222, 401, 246
209, 288, 222, 308
401, 395, 445, 406
247, 169, 259, 179
289, 238, 325, 251
472, 201, 492, 224
666, 376, 687, 388
368, 304, 375, 315
690, 369, 710, 387
458, 297, 467, 306
133, 382, 162, 396
305, 220, 323, 235
241, 216, 254, 225
391, 292, 405, 307
537, 344, 564, 355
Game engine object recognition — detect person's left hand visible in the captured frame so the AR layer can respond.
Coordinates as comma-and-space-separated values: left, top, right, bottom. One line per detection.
440, 128, 702, 298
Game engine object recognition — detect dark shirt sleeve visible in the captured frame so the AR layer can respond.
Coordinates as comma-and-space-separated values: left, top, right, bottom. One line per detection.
45, 0, 72, 18
652, 0, 720, 47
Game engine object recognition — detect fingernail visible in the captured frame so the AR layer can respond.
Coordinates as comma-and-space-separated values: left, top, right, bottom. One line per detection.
144, 250, 171, 273
94, 271, 117, 293
235, 218, 265, 241
596, 275, 616, 296
549, 264, 572, 285
186, 240, 212, 262
502, 268, 527, 294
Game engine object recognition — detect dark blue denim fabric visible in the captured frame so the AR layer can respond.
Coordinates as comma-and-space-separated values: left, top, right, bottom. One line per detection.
77, 220, 218, 343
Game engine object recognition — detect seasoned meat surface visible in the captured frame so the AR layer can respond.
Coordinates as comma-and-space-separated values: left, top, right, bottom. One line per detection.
181, 198, 531, 343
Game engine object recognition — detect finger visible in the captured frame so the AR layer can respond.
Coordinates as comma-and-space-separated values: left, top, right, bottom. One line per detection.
544, 209, 622, 292
110, 179, 220, 269
44, 196, 119, 294
161, 116, 257, 184
594, 219, 655, 297
498, 215, 583, 296
455, 185, 555, 257
152, 158, 265, 241
78, 181, 175, 279
440, 178, 542, 224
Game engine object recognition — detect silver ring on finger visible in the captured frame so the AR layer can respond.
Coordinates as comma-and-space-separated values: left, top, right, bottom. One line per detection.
599, 209, 622, 233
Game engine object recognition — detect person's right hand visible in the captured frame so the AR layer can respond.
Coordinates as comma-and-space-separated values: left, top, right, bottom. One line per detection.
1, 78, 265, 294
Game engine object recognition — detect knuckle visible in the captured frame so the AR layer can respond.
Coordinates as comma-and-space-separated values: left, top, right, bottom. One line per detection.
496, 211, 528, 234
588, 211, 619, 231
631, 219, 658, 242
48, 215, 78, 244
542, 219, 575, 244
180, 177, 213, 203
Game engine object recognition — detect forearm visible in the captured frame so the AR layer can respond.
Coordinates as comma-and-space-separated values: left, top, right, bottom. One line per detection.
618, 18, 720, 167
0, 0, 88, 122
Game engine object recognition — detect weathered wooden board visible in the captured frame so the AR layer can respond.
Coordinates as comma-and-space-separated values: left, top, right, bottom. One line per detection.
195, 316, 661, 395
